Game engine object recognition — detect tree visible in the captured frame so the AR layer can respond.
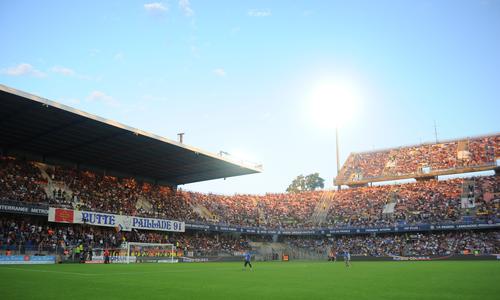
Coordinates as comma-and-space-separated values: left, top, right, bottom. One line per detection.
305, 172, 325, 191
286, 173, 325, 193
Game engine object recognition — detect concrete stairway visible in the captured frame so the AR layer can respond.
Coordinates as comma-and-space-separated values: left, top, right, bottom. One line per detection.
191, 204, 218, 222
310, 190, 335, 226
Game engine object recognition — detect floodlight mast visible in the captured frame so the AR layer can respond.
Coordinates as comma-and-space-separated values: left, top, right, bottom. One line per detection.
336, 127, 341, 191
308, 78, 360, 191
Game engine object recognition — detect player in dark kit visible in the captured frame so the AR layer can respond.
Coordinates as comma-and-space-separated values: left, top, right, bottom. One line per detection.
104, 249, 110, 264
243, 252, 253, 271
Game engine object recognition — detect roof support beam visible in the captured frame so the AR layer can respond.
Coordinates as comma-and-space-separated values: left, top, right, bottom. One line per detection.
87, 141, 159, 164
44, 131, 129, 157
5, 119, 88, 149
161, 166, 247, 184
119, 150, 195, 170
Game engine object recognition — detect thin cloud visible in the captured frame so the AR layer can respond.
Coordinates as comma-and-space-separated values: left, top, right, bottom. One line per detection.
248, 9, 271, 17
50, 65, 94, 80
179, 0, 194, 17
50, 66, 76, 76
144, 2, 168, 13
1, 63, 46, 77
213, 68, 226, 77
86, 90, 120, 108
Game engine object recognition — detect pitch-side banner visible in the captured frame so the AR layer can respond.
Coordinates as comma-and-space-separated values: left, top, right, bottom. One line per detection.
0, 255, 56, 265
48, 207, 185, 232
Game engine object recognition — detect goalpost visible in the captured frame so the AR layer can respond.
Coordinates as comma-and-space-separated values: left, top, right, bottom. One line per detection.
126, 242, 177, 264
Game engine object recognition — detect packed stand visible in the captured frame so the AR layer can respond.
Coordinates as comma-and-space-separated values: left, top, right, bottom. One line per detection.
338, 134, 499, 183
47, 166, 198, 222
0, 216, 250, 256
0, 156, 499, 230
0, 157, 47, 203
188, 191, 320, 228
325, 177, 499, 227
284, 230, 500, 257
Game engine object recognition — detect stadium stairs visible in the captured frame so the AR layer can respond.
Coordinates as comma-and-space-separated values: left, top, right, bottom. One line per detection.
382, 150, 398, 176
35, 162, 76, 205
461, 179, 477, 213
285, 245, 328, 260
311, 190, 335, 226
249, 241, 288, 261
382, 191, 398, 215
136, 196, 154, 213
250, 241, 327, 261
191, 203, 218, 222
257, 201, 267, 226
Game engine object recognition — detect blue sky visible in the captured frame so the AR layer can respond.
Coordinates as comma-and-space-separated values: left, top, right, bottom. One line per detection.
1, 0, 499, 194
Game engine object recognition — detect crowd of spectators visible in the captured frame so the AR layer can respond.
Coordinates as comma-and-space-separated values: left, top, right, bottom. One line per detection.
47, 166, 198, 222
2, 216, 497, 258
0, 157, 47, 203
322, 177, 498, 227
468, 136, 498, 167
188, 191, 320, 228
284, 230, 500, 256
338, 134, 499, 183
0, 216, 250, 256
0, 156, 499, 230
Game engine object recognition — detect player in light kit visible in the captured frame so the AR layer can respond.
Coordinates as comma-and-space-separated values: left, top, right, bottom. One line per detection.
243, 252, 253, 271
344, 250, 351, 268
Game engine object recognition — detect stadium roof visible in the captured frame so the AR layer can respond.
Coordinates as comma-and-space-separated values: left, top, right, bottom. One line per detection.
0, 84, 262, 185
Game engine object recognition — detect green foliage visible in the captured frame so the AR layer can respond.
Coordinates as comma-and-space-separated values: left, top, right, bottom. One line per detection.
286, 172, 325, 193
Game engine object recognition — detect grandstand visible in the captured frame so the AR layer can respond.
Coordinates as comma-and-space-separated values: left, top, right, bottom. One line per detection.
335, 134, 500, 187
0, 84, 262, 186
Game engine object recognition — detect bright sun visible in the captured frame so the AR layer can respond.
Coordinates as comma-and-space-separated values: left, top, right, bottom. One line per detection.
308, 77, 361, 129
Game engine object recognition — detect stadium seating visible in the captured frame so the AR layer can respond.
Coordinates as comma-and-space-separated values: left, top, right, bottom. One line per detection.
1, 156, 499, 229
337, 134, 499, 184
283, 231, 499, 256
1, 155, 499, 258
0, 216, 251, 256
1, 216, 498, 257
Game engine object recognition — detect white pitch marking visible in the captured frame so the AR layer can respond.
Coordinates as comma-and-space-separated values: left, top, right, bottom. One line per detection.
0, 266, 239, 277
0, 267, 97, 276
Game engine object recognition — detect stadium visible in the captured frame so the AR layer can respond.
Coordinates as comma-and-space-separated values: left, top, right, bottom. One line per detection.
1, 84, 499, 299
1, 2, 500, 300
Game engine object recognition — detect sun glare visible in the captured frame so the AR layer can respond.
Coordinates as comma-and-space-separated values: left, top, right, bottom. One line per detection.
308, 77, 361, 129
228, 149, 259, 165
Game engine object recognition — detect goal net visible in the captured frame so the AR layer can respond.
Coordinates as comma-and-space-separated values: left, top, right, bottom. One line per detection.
126, 242, 177, 264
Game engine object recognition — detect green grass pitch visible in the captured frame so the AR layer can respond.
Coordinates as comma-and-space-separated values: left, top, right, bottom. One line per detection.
0, 261, 499, 300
